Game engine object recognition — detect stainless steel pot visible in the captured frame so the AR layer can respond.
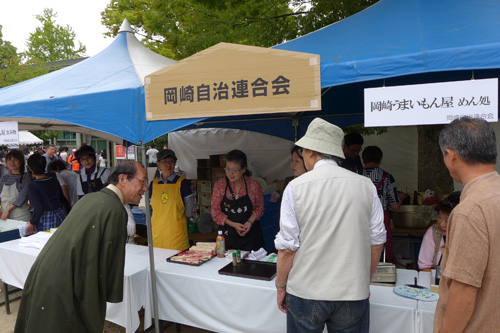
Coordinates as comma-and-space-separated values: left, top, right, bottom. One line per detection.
391, 205, 434, 229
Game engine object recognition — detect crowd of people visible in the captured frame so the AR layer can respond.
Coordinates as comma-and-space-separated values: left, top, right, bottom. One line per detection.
8, 116, 500, 332
0, 144, 117, 235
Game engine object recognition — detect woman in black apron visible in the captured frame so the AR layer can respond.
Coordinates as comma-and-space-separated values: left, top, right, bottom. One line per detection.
212, 150, 265, 251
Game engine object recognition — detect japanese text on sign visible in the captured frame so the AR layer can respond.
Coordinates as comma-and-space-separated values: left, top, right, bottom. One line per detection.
163, 75, 291, 105
0, 121, 19, 146
370, 96, 491, 112
364, 78, 498, 127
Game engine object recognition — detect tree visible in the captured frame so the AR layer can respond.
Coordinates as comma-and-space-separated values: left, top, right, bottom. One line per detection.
0, 25, 17, 66
0, 25, 49, 88
24, 8, 86, 62
102, 0, 379, 60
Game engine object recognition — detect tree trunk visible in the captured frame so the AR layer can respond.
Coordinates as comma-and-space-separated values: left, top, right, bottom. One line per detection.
417, 125, 454, 196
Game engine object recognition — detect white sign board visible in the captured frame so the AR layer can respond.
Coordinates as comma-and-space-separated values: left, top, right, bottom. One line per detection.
364, 78, 498, 127
0, 121, 19, 145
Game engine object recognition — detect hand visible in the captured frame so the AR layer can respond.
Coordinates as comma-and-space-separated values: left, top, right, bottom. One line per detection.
0, 210, 9, 220
26, 222, 35, 235
238, 221, 252, 237
230, 220, 247, 234
277, 288, 287, 313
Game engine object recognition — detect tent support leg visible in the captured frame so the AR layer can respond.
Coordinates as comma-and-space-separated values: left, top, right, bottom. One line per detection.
292, 116, 299, 142
141, 144, 161, 333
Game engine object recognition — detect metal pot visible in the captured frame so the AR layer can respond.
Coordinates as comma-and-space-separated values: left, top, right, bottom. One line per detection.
391, 205, 434, 229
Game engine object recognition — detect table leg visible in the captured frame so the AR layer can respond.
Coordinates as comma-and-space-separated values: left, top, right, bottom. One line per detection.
3, 282, 10, 314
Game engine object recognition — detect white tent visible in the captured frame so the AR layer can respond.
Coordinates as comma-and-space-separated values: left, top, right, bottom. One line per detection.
7, 131, 44, 147
19, 131, 43, 145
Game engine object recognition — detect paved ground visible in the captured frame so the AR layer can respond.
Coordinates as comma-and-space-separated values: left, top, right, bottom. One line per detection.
0, 281, 212, 333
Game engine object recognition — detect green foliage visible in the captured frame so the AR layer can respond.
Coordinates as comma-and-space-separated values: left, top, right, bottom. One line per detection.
24, 8, 87, 62
31, 130, 61, 144
102, 0, 379, 60
103, 0, 297, 60
147, 134, 168, 149
0, 25, 17, 65
291, 0, 380, 36
0, 25, 50, 88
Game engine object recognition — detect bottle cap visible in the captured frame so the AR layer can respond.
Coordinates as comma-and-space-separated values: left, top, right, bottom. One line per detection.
232, 252, 236, 257
218, 230, 222, 235
236, 249, 241, 254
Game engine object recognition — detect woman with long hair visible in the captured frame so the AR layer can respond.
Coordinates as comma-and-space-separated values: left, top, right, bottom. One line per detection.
0, 149, 32, 221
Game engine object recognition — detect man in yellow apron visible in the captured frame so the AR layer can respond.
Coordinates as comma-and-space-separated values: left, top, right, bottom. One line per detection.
149, 149, 194, 250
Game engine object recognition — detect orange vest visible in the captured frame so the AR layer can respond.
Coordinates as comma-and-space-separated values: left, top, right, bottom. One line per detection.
68, 155, 80, 172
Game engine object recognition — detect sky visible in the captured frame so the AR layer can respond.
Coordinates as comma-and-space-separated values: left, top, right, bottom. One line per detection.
0, 0, 113, 57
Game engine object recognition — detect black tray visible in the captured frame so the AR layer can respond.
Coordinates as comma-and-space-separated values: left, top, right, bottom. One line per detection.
166, 251, 216, 266
218, 260, 276, 281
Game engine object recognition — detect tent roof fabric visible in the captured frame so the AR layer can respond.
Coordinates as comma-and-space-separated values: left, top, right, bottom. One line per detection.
273, 0, 500, 88
19, 131, 43, 145
0, 20, 200, 144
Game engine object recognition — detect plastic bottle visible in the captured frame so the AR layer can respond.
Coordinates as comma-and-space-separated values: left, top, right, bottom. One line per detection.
236, 249, 241, 264
232, 252, 237, 266
216, 230, 225, 258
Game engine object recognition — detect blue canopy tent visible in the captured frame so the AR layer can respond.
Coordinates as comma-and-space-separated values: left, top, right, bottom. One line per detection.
0, 20, 203, 144
173, 0, 500, 139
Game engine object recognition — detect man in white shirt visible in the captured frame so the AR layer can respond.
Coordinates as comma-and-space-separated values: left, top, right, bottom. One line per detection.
274, 118, 386, 332
146, 145, 159, 167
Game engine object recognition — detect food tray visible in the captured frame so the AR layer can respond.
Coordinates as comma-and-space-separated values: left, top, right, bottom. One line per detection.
218, 260, 276, 280
393, 285, 439, 301
166, 251, 216, 266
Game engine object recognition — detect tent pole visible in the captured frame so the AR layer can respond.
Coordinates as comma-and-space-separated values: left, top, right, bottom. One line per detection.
141, 143, 160, 333
292, 116, 299, 142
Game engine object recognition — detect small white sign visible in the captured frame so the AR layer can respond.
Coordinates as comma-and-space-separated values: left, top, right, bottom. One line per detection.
364, 78, 498, 127
0, 121, 19, 145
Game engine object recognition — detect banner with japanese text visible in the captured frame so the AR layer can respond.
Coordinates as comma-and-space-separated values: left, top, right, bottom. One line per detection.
364, 78, 498, 126
144, 42, 321, 120
0, 121, 19, 145
115, 145, 135, 160
115, 145, 126, 159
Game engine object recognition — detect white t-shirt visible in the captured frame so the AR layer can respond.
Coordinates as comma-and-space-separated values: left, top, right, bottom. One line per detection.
146, 148, 159, 164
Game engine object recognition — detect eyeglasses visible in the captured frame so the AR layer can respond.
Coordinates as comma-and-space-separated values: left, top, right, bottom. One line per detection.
224, 168, 241, 174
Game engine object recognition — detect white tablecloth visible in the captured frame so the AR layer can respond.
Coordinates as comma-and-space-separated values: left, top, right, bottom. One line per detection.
417, 270, 437, 333
0, 239, 174, 333
145, 258, 419, 333
370, 269, 418, 333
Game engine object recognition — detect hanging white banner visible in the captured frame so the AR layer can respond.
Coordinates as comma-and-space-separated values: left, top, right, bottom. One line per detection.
0, 121, 19, 145
364, 78, 498, 127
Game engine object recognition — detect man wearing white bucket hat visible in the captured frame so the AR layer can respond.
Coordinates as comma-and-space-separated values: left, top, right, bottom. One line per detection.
274, 118, 386, 332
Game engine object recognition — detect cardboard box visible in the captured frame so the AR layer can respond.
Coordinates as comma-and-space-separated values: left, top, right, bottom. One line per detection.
199, 205, 212, 215
197, 167, 211, 180
197, 159, 210, 168
197, 180, 212, 194
198, 193, 212, 206
209, 154, 226, 168
211, 167, 226, 182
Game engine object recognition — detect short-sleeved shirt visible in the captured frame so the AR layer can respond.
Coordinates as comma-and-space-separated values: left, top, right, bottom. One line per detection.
362, 167, 400, 211
55, 169, 79, 206
146, 148, 159, 164
434, 171, 500, 332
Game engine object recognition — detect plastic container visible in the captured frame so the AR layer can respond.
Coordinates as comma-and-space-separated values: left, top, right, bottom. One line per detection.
236, 249, 241, 264
216, 230, 225, 258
